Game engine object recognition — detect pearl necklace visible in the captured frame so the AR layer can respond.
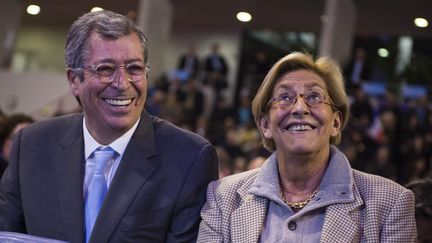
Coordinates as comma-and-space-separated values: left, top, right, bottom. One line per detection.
280, 187, 320, 209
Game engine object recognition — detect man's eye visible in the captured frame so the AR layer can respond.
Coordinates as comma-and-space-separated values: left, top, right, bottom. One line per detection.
126, 65, 145, 75
96, 64, 116, 76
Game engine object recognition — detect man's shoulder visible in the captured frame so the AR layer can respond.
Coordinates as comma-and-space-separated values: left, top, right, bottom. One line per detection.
22, 113, 82, 137
28, 113, 81, 128
150, 115, 211, 147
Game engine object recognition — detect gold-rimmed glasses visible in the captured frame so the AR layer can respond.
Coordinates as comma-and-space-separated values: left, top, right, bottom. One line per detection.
268, 90, 338, 110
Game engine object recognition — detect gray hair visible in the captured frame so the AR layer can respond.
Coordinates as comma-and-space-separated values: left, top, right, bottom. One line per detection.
65, 10, 148, 76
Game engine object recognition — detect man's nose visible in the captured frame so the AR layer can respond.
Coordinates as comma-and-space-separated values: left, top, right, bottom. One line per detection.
111, 67, 131, 89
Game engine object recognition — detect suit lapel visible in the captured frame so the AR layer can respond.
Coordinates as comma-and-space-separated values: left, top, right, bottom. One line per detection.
91, 112, 159, 243
320, 185, 363, 243
53, 114, 85, 243
231, 183, 268, 242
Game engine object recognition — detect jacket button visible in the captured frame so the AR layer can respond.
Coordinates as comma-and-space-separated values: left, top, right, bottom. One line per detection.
288, 221, 297, 230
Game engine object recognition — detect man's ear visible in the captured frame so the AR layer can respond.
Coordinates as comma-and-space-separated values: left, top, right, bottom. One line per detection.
331, 111, 342, 137
259, 115, 272, 139
67, 68, 80, 97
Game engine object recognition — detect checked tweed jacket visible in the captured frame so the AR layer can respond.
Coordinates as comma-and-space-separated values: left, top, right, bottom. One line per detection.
198, 147, 417, 243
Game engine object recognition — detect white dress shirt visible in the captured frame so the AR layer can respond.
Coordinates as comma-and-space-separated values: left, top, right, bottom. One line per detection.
82, 117, 140, 197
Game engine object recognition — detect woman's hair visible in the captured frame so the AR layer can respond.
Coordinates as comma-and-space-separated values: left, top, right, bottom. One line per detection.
65, 10, 148, 80
251, 52, 350, 152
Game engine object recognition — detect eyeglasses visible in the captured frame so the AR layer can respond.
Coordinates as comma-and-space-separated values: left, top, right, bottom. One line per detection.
268, 90, 338, 110
77, 62, 150, 83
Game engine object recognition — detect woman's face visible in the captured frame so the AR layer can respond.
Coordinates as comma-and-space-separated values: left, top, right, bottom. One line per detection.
259, 70, 341, 157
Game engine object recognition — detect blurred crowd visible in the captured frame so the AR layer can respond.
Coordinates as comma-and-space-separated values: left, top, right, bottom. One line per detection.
340, 87, 432, 185
1, 46, 431, 185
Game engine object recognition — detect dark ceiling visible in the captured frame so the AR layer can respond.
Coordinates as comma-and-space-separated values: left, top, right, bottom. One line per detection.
19, 0, 432, 38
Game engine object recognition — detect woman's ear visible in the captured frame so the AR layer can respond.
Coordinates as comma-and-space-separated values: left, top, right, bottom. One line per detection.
259, 115, 272, 139
331, 111, 342, 137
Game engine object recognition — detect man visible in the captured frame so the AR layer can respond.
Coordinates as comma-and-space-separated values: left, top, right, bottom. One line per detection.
204, 43, 228, 98
0, 10, 218, 243
344, 47, 371, 90
177, 42, 200, 78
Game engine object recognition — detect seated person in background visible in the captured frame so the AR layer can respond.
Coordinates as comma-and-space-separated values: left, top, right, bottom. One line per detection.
406, 178, 432, 243
0, 113, 34, 178
198, 52, 417, 242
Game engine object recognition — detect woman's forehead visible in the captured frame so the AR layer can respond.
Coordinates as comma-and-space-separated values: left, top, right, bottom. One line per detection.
273, 70, 326, 91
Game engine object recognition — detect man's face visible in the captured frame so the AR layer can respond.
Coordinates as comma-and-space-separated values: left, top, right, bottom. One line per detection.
68, 32, 147, 144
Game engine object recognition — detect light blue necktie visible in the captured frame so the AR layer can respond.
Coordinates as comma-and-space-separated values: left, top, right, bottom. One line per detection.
85, 147, 115, 242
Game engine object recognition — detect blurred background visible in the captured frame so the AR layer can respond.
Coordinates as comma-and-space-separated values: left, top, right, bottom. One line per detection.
1, 0, 432, 182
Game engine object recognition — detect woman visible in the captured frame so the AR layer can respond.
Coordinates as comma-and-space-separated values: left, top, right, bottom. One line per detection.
198, 52, 416, 242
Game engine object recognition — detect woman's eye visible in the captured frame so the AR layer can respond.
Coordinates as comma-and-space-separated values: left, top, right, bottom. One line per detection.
306, 92, 323, 103
279, 94, 294, 101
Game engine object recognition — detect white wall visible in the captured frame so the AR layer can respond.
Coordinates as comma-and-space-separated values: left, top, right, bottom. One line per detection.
13, 26, 67, 72
0, 70, 76, 120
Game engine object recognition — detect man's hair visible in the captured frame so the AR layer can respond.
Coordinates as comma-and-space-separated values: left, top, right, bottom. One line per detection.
65, 10, 148, 80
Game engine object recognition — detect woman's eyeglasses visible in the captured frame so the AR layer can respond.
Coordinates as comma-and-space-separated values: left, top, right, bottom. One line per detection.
268, 90, 338, 110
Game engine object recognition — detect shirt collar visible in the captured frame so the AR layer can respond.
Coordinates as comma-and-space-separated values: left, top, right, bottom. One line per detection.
249, 145, 354, 204
83, 117, 141, 160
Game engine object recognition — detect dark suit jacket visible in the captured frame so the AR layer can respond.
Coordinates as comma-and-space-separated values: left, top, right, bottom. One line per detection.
204, 55, 228, 76
0, 111, 218, 243
0, 157, 7, 179
343, 59, 371, 87
178, 55, 200, 74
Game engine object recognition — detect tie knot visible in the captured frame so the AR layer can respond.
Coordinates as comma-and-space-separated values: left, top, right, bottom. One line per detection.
92, 147, 116, 173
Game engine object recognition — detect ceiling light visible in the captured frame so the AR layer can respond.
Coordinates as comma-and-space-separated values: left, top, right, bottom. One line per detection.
236, 12, 252, 22
414, 18, 429, 28
91, 7, 104, 12
26, 5, 40, 15
378, 48, 389, 58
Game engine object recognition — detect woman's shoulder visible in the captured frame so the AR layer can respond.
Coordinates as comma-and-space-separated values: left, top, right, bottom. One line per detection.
209, 169, 260, 197
352, 169, 412, 200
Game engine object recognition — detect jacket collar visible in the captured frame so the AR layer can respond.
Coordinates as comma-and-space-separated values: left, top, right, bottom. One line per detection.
231, 173, 268, 242
91, 110, 159, 242
230, 146, 364, 242
54, 113, 86, 243
54, 111, 159, 243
